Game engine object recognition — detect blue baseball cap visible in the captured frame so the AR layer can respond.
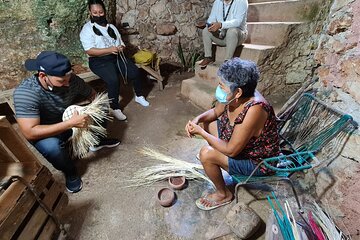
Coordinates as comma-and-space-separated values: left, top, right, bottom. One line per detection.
25, 51, 72, 77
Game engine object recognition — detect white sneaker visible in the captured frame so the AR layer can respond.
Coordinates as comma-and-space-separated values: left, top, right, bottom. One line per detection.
135, 96, 149, 107
111, 109, 127, 121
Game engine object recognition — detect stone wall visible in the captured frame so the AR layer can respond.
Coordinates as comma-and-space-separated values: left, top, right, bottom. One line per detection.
315, 0, 360, 102
0, 0, 89, 90
311, 0, 360, 235
257, 0, 332, 97
0, 0, 115, 91
0, 0, 209, 91
116, 0, 211, 62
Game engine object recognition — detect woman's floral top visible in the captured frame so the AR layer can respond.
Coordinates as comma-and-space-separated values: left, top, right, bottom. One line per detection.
218, 101, 281, 174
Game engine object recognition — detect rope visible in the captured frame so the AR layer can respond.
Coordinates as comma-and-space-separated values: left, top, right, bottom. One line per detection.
116, 51, 128, 85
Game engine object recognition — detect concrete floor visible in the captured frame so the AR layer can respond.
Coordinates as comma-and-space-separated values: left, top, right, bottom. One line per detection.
53, 71, 295, 240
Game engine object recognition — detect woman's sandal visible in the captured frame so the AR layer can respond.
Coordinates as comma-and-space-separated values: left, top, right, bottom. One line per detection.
195, 195, 233, 211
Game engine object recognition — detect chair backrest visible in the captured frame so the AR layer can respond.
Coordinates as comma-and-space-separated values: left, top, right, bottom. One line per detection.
278, 93, 357, 156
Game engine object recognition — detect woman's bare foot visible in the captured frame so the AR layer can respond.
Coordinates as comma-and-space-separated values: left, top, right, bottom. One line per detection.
200, 188, 233, 208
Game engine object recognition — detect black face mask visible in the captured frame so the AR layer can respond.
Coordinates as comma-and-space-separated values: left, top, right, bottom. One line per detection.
90, 15, 108, 26
52, 86, 69, 94
45, 76, 69, 93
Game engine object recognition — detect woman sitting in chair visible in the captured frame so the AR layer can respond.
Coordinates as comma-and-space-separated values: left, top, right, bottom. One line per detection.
80, 0, 150, 121
185, 58, 280, 210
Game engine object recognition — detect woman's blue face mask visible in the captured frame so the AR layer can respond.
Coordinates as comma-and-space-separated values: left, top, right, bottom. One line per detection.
215, 85, 234, 104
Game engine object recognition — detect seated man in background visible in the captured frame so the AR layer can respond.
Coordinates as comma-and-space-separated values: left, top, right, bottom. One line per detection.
199, 0, 248, 67
13, 51, 120, 193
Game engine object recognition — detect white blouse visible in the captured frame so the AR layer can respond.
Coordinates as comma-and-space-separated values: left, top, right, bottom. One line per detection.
80, 21, 125, 51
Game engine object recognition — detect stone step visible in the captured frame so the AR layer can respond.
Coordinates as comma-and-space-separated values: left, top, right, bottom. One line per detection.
194, 62, 221, 87
248, 0, 322, 22
215, 43, 275, 63
246, 22, 302, 46
194, 44, 275, 86
180, 78, 289, 111
180, 78, 216, 110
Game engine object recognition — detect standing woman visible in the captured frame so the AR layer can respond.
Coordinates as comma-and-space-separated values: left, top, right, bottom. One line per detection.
80, 0, 149, 121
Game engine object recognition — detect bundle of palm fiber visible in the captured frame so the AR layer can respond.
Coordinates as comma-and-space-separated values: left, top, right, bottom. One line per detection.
267, 192, 350, 240
62, 92, 112, 158
306, 202, 349, 240
126, 147, 213, 187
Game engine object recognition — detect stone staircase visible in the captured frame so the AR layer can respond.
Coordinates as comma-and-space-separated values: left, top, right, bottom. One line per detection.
181, 0, 321, 109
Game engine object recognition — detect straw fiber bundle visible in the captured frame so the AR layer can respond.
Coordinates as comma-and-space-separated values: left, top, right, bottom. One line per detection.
127, 147, 213, 187
307, 202, 349, 240
62, 92, 111, 158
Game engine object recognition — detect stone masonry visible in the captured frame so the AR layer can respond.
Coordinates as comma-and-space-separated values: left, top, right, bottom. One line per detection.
311, 0, 360, 235
116, 0, 211, 62
0, 0, 89, 90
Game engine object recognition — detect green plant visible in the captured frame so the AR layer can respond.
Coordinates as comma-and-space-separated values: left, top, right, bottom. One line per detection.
177, 41, 203, 72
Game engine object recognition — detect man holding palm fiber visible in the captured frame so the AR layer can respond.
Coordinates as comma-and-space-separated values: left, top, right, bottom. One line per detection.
13, 51, 120, 193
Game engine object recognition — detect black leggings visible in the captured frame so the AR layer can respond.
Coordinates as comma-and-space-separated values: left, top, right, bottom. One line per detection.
89, 54, 143, 110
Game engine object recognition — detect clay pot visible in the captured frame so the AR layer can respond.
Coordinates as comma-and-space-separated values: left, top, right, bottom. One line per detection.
168, 176, 186, 190
157, 188, 175, 207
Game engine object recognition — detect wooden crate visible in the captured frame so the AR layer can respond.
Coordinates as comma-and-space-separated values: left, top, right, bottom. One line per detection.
0, 116, 68, 240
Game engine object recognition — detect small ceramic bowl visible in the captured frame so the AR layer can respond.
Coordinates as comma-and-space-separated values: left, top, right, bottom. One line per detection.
157, 188, 175, 207
168, 176, 186, 190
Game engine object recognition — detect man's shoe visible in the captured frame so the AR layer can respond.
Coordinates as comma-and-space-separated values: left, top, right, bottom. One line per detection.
89, 138, 121, 152
111, 109, 127, 121
199, 57, 214, 67
135, 96, 150, 107
66, 175, 83, 193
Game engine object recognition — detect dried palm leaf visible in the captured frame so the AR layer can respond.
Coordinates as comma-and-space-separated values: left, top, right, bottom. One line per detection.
125, 147, 214, 188
309, 202, 348, 240
62, 92, 112, 158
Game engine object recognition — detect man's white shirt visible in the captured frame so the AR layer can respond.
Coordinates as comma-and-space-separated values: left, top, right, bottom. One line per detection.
207, 0, 248, 30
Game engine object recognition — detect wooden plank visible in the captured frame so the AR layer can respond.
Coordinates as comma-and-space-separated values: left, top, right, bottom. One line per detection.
0, 182, 27, 220
136, 64, 164, 90
0, 167, 52, 239
0, 142, 15, 163
17, 181, 63, 240
0, 138, 23, 163
77, 71, 100, 83
0, 117, 41, 164
137, 64, 163, 82
0, 102, 16, 124
0, 89, 15, 112
37, 193, 68, 240
0, 162, 39, 180
0, 162, 42, 222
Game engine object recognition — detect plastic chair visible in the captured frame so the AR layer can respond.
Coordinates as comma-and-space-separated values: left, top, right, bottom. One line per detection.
232, 93, 358, 211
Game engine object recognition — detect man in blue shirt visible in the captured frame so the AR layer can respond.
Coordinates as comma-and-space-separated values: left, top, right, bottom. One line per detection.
13, 51, 120, 193
199, 0, 248, 67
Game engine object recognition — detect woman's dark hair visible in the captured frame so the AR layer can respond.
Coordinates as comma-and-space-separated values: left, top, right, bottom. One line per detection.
217, 58, 259, 98
88, 0, 106, 11
88, 0, 117, 40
